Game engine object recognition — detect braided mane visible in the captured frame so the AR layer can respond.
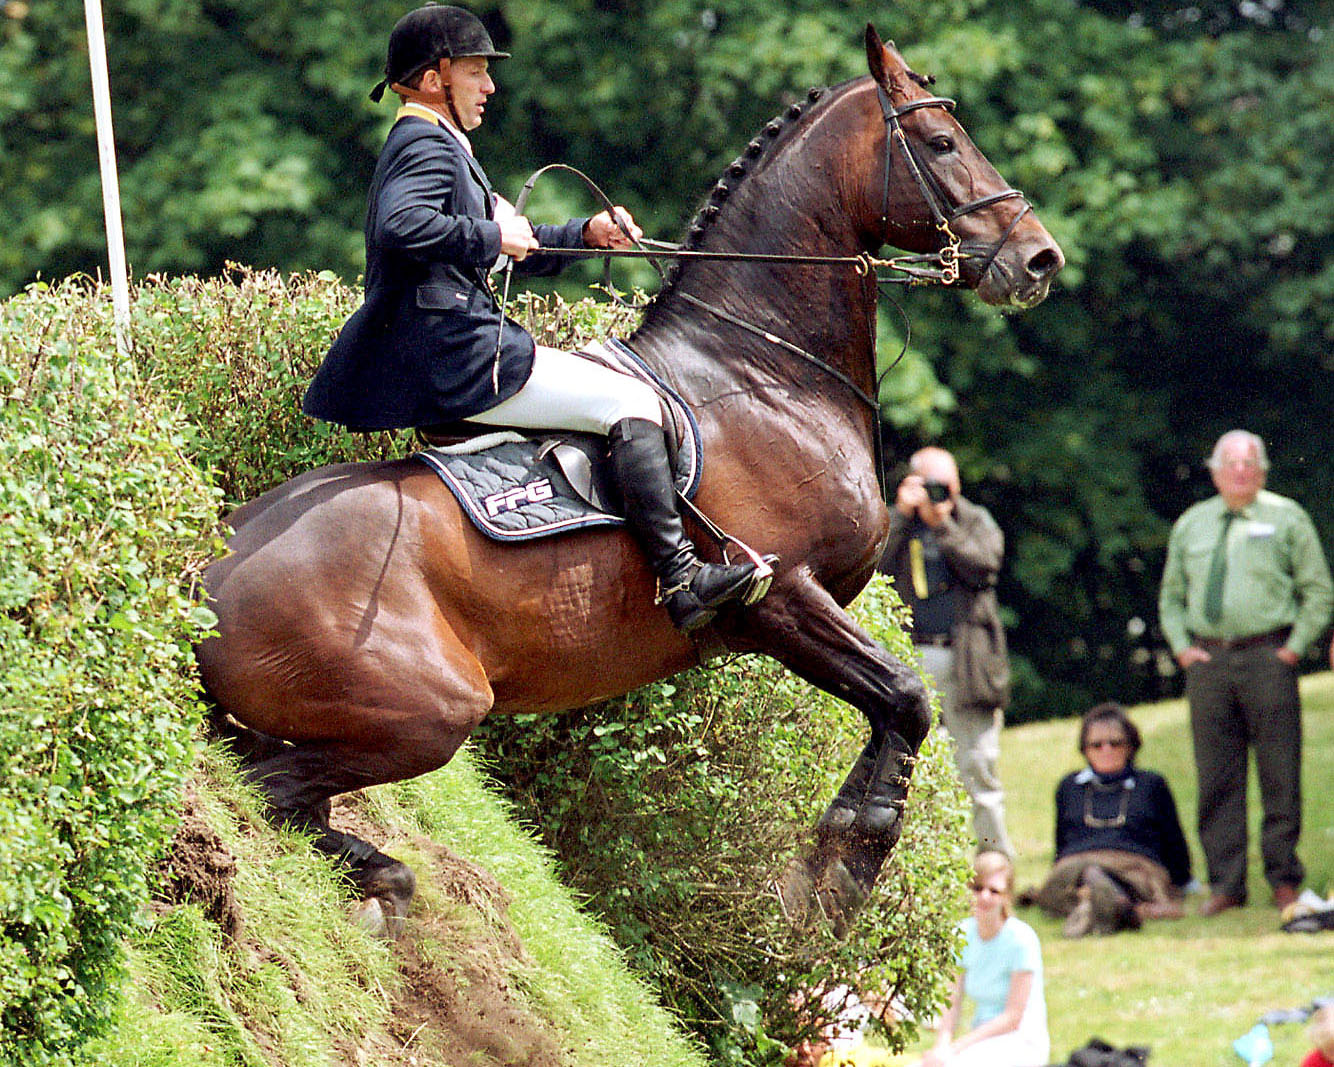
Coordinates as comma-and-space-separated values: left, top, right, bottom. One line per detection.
676, 86, 830, 256
656, 65, 934, 293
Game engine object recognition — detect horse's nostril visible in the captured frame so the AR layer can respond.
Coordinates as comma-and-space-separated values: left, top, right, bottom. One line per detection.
1027, 246, 1063, 279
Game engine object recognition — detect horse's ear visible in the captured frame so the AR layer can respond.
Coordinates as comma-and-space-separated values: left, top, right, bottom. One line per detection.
865, 23, 905, 90
865, 24, 888, 86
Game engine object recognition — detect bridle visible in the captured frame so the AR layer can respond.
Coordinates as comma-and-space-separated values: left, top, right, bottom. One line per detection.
495, 80, 1038, 499
874, 85, 1032, 286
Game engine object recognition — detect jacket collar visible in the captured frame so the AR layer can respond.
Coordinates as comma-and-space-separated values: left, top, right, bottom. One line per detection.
394, 103, 493, 214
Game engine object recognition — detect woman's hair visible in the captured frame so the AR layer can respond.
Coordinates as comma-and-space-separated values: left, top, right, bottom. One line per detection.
1310, 1003, 1334, 1056
1077, 701, 1142, 762
973, 849, 1015, 918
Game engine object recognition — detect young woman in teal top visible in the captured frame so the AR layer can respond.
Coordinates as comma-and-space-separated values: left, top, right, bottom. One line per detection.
920, 851, 1049, 1067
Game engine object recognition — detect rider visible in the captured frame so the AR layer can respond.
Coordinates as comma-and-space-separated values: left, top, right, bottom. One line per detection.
303, 3, 770, 634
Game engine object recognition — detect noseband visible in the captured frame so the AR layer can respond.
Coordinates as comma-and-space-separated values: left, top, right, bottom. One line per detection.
876, 87, 1031, 285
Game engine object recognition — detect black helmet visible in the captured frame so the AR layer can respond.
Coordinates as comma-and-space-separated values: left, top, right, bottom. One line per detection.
370, 4, 509, 102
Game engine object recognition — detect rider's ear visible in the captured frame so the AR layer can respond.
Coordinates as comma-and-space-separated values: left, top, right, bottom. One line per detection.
420, 59, 450, 94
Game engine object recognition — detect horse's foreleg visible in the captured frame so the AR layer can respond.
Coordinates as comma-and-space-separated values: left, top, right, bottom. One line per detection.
747, 566, 931, 933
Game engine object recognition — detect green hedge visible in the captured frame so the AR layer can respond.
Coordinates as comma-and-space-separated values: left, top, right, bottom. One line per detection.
0, 281, 220, 1065
2, 271, 968, 1065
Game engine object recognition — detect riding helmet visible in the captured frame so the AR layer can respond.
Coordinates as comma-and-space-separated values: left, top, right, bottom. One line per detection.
370, 3, 510, 102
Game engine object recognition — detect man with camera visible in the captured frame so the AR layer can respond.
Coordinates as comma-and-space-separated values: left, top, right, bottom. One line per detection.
878, 447, 1014, 856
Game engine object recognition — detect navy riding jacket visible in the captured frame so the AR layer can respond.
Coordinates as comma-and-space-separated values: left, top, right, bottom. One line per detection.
303, 113, 588, 430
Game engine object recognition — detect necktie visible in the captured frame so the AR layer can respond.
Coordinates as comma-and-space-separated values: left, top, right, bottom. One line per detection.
1203, 512, 1237, 624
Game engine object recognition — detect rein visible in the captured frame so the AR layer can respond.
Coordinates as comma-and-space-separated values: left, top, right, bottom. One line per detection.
495, 84, 1033, 500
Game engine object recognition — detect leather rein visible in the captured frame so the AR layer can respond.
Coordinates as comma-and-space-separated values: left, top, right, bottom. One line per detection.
496, 86, 1034, 495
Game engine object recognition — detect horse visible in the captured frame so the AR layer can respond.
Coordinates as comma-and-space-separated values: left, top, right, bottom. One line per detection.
197, 24, 1064, 936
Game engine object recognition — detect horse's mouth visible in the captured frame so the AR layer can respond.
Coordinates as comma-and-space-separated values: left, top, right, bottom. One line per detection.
1010, 278, 1055, 309
972, 252, 1061, 309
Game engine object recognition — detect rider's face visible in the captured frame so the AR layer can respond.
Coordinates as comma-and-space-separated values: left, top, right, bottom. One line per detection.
440, 56, 494, 131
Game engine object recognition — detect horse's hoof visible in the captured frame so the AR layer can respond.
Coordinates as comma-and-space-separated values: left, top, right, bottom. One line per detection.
773, 855, 818, 927
351, 897, 391, 939
815, 858, 869, 939
358, 859, 416, 928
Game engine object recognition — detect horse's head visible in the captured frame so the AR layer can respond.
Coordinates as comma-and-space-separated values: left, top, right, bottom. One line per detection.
865, 25, 1064, 308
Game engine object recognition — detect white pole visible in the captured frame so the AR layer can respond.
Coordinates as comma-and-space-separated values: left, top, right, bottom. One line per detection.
83, 0, 131, 356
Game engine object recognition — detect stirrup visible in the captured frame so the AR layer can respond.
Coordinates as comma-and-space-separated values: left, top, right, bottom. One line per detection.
654, 553, 776, 609
731, 545, 776, 606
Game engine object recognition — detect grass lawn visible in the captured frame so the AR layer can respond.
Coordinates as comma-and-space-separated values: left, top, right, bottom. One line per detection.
995, 670, 1334, 1065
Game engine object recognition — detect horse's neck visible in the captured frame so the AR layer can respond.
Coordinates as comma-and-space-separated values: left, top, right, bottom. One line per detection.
634, 84, 879, 409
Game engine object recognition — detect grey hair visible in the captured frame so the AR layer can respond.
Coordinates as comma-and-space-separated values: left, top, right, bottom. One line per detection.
1207, 430, 1269, 472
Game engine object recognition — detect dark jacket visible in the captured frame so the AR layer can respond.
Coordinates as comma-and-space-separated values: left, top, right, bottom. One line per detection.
303, 114, 588, 430
1053, 766, 1192, 887
879, 495, 1010, 709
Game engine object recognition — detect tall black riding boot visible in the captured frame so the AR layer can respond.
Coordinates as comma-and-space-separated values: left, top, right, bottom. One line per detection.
607, 417, 773, 633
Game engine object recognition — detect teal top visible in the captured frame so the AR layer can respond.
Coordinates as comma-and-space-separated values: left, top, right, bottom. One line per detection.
1159, 489, 1332, 656
958, 916, 1047, 1045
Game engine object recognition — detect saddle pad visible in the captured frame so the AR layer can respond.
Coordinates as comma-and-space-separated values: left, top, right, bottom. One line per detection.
415, 338, 701, 543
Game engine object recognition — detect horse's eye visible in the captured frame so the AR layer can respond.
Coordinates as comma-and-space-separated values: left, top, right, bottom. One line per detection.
929, 135, 955, 155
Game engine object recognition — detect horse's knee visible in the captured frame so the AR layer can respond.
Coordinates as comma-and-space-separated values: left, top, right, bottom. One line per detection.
894, 668, 932, 751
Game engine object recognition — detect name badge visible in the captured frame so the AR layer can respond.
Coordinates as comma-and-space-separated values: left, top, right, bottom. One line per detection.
1248, 521, 1276, 538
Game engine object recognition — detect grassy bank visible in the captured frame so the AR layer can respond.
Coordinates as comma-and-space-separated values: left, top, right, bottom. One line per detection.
83, 743, 710, 1067
1001, 672, 1334, 1064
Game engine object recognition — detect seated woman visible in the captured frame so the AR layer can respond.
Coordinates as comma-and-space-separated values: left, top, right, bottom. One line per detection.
1023, 701, 1191, 937
919, 851, 1049, 1067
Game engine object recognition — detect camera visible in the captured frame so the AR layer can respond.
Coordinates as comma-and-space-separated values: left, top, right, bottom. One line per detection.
923, 480, 951, 503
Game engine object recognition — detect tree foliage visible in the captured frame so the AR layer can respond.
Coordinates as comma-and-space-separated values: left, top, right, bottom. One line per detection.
5, 0, 1334, 724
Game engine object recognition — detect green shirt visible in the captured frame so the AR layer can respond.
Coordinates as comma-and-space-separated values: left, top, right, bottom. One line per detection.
1159, 489, 1332, 656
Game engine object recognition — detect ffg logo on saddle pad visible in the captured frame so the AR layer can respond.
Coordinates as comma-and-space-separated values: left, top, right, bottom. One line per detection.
484, 478, 554, 518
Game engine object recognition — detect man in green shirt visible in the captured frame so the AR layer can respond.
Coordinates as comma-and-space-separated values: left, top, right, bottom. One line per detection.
1159, 430, 1332, 917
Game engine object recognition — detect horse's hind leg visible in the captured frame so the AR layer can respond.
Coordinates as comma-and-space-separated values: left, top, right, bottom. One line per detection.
745, 566, 932, 934
220, 634, 495, 937
243, 741, 425, 936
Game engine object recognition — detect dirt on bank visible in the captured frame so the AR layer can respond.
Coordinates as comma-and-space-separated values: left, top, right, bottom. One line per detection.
157, 789, 567, 1067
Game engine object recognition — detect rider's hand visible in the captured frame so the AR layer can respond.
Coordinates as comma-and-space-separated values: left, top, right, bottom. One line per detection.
498, 215, 538, 260
584, 207, 642, 249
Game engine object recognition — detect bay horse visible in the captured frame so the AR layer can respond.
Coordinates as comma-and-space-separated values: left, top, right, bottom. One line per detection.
197, 26, 1064, 935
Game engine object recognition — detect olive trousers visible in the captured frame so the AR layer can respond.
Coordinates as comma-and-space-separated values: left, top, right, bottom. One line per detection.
1184, 642, 1304, 902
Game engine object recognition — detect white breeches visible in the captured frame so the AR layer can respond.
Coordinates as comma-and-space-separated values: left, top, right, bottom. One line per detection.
464, 345, 661, 434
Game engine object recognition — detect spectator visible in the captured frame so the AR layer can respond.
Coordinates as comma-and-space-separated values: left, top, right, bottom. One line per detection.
786, 983, 887, 1067
1303, 1003, 1334, 1067
1158, 430, 1332, 916
917, 851, 1049, 1067
1020, 702, 1191, 937
879, 448, 1013, 856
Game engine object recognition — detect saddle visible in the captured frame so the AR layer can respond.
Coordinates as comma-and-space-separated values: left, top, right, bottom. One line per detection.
415, 339, 702, 542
